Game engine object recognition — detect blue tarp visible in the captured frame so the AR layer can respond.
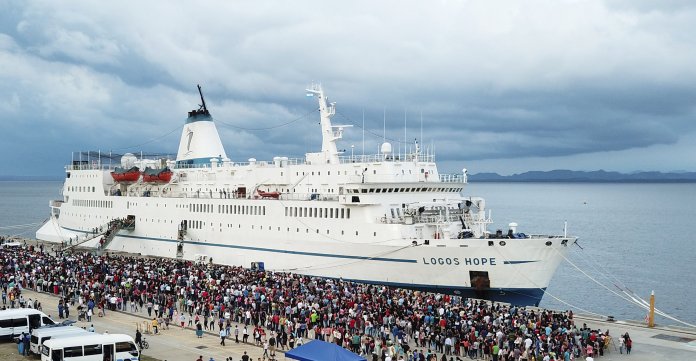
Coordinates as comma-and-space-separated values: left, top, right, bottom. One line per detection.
285, 340, 367, 361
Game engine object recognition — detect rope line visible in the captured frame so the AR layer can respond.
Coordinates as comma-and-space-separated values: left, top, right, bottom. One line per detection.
488, 244, 606, 318
561, 245, 696, 328
215, 108, 318, 131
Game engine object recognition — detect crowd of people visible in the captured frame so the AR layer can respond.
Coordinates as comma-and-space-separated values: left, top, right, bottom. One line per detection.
0, 242, 631, 361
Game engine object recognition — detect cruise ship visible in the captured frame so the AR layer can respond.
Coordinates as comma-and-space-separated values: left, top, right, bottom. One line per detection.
36, 84, 575, 306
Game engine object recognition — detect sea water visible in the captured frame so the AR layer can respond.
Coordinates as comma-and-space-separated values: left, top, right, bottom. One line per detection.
468, 182, 696, 326
1, 181, 694, 325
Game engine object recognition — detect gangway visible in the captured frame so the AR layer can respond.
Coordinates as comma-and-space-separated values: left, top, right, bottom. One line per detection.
176, 221, 187, 258
61, 218, 132, 254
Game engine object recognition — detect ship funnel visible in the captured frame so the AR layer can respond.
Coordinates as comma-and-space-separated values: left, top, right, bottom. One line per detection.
176, 85, 228, 167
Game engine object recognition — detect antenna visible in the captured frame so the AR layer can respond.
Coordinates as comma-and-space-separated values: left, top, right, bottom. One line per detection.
420, 111, 423, 146
197, 84, 208, 113
383, 108, 386, 144
362, 109, 365, 158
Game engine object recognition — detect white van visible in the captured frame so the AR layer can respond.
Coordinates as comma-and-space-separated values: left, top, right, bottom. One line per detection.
0, 309, 55, 340
41, 333, 139, 361
30, 326, 88, 355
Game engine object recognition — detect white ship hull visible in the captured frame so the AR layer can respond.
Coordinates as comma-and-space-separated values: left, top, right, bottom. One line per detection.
36, 189, 570, 306
36, 84, 575, 306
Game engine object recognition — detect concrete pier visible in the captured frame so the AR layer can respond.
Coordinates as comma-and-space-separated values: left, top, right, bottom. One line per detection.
2, 239, 695, 361
7, 286, 695, 361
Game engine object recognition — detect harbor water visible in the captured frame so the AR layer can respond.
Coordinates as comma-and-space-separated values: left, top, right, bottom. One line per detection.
1, 180, 694, 326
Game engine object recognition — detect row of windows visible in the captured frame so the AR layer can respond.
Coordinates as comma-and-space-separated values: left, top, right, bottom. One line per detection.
67, 186, 96, 192
222, 224, 375, 237
190, 203, 267, 216
295, 170, 348, 176
346, 187, 463, 194
191, 203, 213, 213
187, 220, 205, 229
72, 199, 113, 208
220, 204, 266, 216
285, 207, 350, 219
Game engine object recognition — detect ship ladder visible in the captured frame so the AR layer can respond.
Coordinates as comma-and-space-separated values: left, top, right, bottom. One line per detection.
176, 223, 186, 258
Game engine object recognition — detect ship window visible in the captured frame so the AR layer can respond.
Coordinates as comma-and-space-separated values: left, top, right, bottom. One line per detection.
355, 231, 359, 236
330, 209, 334, 218
341, 209, 344, 218
306, 229, 309, 233
297, 228, 300, 232
374, 189, 379, 193
327, 230, 330, 234
374, 232, 377, 236
341, 230, 344, 235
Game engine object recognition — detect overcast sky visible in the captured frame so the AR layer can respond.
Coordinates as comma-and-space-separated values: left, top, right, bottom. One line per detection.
2, 0, 696, 176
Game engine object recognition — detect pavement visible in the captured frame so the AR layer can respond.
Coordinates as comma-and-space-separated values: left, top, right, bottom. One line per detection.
6, 239, 696, 361
19, 289, 277, 361
569, 313, 696, 360
16, 288, 696, 361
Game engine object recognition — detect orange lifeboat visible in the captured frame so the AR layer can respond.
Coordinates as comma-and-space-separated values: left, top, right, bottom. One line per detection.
256, 189, 281, 199
142, 167, 173, 183
110, 166, 140, 183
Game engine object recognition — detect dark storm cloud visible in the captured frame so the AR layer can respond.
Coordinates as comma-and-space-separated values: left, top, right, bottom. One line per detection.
1, 0, 696, 176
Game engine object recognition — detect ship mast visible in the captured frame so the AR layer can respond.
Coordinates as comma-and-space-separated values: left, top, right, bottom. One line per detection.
306, 83, 350, 165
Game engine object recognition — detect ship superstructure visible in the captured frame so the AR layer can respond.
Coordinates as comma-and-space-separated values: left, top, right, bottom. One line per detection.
37, 84, 575, 306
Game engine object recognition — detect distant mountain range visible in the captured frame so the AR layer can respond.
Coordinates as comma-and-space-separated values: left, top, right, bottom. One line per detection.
469, 170, 696, 182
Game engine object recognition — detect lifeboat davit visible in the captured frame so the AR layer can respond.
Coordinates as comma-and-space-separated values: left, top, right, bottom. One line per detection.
257, 189, 281, 199
142, 167, 173, 183
111, 166, 140, 183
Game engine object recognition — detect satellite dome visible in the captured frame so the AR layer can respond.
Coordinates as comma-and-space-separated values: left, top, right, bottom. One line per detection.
380, 142, 392, 155
121, 153, 137, 168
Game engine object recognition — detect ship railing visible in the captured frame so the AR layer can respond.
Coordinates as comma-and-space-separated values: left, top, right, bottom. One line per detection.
378, 212, 490, 225
337, 153, 434, 164
527, 234, 571, 239
439, 174, 467, 183
67, 164, 119, 171
379, 213, 466, 224
279, 193, 339, 202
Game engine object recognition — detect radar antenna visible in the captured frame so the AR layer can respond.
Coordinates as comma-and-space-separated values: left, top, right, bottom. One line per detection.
197, 84, 209, 114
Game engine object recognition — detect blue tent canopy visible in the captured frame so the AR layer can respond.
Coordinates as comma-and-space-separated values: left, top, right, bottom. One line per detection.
285, 340, 367, 361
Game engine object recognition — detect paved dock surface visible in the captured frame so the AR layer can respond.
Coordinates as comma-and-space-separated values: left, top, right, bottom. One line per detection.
5, 289, 694, 361
2, 239, 695, 361
17, 289, 275, 361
